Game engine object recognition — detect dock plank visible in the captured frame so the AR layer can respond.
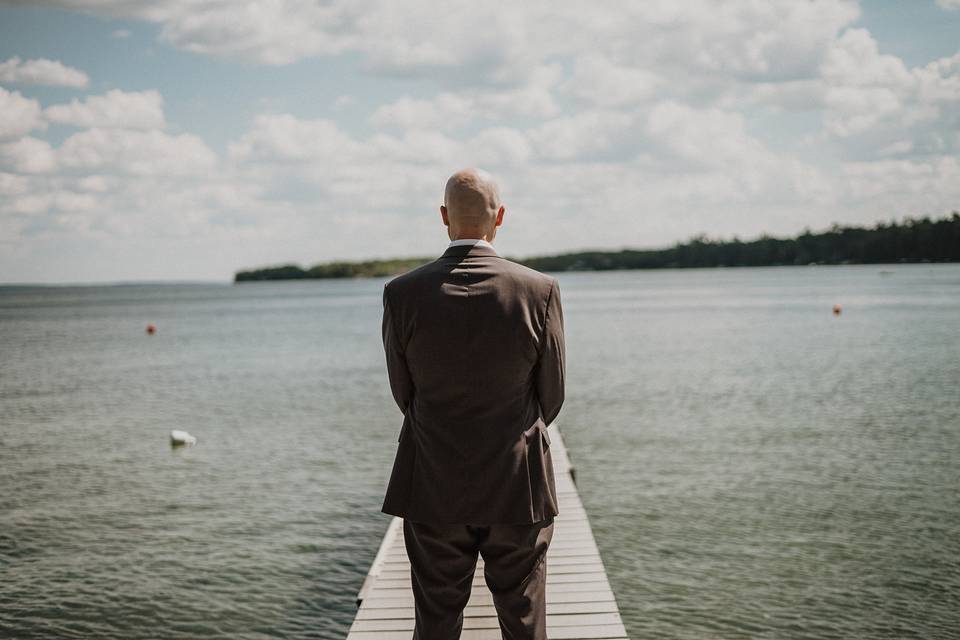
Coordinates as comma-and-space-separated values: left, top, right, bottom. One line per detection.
348, 424, 628, 639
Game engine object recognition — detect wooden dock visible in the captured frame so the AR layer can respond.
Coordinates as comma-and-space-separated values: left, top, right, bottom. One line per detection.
347, 423, 629, 639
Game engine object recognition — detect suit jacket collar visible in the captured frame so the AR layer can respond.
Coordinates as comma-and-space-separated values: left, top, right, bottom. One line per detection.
440, 243, 500, 259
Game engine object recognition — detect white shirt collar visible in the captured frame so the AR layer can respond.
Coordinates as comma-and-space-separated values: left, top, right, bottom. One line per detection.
447, 238, 496, 253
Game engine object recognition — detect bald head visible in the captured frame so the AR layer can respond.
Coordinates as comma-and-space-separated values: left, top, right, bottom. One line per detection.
440, 168, 505, 242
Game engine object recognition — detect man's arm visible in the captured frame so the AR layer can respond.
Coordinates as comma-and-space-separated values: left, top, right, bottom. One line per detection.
535, 279, 565, 425
382, 284, 413, 414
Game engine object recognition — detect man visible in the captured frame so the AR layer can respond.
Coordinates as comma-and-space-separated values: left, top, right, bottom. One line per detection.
380, 168, 566, 639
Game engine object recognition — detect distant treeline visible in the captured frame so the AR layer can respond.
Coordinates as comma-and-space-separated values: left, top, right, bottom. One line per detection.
234, 212, 959, 282
235, 258, 429, 281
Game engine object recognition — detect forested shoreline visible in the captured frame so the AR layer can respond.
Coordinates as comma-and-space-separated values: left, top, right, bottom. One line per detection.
234, 213, 959, 282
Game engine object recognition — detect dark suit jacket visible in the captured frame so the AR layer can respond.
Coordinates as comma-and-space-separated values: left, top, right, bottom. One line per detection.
380, 242, 565, 524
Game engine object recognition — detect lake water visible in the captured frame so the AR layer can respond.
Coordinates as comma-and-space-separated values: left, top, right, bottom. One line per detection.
1, 264, 958, 639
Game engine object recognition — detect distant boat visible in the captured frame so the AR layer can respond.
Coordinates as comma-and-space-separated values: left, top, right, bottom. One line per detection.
170, 430, 197, 446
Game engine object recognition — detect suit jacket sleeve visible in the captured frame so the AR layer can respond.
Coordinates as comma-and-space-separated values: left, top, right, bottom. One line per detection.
382, 285, 413, 414
535, 278, 566, 425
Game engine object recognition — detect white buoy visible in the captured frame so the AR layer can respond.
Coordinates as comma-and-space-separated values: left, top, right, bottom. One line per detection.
170, 429, 197, 446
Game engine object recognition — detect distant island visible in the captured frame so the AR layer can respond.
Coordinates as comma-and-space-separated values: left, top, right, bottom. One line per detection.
235, 212, 959, 282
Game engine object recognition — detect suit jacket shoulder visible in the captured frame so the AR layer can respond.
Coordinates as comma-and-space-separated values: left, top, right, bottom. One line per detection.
385, 254, 556, 298
383, 257, 441, 297
492, 257, 557, 289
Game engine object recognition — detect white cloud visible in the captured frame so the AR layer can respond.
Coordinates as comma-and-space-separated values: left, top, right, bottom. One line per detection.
564, 54, 661, 108
0, 125, 241, 259
841, 156, 960, 215
75, 175, 116, 193
0, 171, 30, 198
45, 89, 166, 129
0, 137, 57, 174
58, 128, 217, 175
109, 0, 361, 65
736, 28, 960, 155
528, 109, 639, 161
370, 94, 474, 132
821, 28, 914, 137
4, 0, 960, 283
227, 113, 458, 213
27, 0, 859, 84
370, 65, 561, 131
644, 102, 773, 171
223, 108, 840, 253
936, 0, 960, 10
466, 128, 533, 167
228, 114, 359, 163
0, 87, 46, 140
819, 29, 960, 156
111, 29, 131, 38
738, 79, 826, 112
0, 56, 89, 88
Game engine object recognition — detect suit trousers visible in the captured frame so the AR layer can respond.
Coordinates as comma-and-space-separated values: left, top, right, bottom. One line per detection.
402, 517, 555, 640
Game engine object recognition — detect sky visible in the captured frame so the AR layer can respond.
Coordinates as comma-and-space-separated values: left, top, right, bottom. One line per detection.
0, 0, 958, 283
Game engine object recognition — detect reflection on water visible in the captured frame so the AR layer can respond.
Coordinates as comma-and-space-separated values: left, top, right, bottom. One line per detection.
1, 264, 958, 639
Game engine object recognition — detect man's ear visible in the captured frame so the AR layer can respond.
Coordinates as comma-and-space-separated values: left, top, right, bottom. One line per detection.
440, 205, 450, 226
495, 205, 505, 227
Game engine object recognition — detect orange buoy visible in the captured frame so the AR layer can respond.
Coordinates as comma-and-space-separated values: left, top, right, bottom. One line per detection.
832, 304, 842, 316
146, 323, 157, 334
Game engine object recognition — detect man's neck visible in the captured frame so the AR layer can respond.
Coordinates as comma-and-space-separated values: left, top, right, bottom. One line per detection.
447, 238, 496, 251
449, 233, 494, 243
